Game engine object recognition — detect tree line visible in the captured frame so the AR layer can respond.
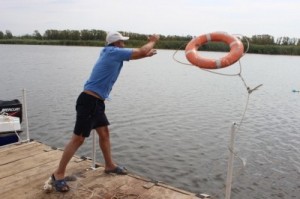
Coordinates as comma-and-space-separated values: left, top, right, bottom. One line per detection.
1, 29, 300, 55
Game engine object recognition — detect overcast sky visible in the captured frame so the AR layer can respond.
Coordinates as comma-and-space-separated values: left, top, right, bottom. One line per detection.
1, 0, 299, 39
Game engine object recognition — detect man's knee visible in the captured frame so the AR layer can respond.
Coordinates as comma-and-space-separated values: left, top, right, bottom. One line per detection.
96, 126, 110, 140
71, 134, 85, 146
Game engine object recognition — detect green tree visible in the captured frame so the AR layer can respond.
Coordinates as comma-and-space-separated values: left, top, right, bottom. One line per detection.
277, 37, 290, 45
5, 30, 13, 39
21, 34, 33, 39
80, 29, 91, 40
251, 34, 274, 45
33, 30, 42, 40
69, 30, 81, 40
0, 31, 4, 39
44, 29, 60, 40
287, 37, 298, 45
92, 29, 106, 40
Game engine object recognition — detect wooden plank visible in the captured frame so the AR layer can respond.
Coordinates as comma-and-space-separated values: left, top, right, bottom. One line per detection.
82, 171, 148, 198
0, 141, 40, 155
138, 184, 197, 199
0, 141, 202, 199
113, 176, 151, 198
0, 156, 88, 193
69, 168, 129, 199
0, 149, 62, 179
0, 142, 50, 165
0, 155, 92, 198
0, 159, 58, 193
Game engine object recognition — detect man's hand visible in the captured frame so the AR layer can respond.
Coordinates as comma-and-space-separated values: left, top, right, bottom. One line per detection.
148, 34, 160, 42
146, 49, 157, 57
131, 34, 159, 60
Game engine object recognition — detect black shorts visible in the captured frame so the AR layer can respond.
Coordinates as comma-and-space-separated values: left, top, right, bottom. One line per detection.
73, 92, 110, 137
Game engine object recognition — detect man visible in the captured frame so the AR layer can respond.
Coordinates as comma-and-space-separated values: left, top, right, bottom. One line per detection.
51, 31, 160, 192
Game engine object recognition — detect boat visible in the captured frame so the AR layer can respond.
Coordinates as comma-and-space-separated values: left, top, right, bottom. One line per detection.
0, 99, 23, 146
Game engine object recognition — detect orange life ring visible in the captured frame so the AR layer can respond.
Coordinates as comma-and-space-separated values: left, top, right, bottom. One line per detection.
185, 32, 244, 69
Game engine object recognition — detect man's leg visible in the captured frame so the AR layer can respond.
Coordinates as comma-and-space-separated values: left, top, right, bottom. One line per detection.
95, 126, 116, 171
53, 134, 85, 179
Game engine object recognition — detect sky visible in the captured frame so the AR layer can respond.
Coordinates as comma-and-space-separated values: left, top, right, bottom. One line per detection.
1, 0, 300, 39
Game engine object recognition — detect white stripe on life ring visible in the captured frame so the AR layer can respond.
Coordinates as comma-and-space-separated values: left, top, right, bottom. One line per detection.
206, 34, 211, 42
215, 59, 222, 68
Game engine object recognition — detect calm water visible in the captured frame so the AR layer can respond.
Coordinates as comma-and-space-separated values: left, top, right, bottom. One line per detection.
0, 45, 299, 199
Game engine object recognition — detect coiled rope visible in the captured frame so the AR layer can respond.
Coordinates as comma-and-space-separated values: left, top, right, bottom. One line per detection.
0, 111, 21, 142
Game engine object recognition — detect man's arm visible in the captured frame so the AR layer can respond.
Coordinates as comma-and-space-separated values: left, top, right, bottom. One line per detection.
130, 34, 160, 60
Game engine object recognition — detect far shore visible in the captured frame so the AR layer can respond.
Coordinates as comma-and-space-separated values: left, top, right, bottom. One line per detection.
1, 39, 300, 56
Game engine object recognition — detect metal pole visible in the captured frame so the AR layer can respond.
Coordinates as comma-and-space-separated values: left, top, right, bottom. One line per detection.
91, 129, 97, 169
225, 123, 237, 199
22, 89, 30, 142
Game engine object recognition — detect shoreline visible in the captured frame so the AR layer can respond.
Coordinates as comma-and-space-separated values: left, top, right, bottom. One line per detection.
1, 39, 300, 56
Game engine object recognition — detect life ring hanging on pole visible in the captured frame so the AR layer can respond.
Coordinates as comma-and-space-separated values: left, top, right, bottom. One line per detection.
185, 32, 244, 69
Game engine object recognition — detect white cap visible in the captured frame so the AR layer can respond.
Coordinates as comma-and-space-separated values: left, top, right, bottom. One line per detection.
106, 31, 129, 45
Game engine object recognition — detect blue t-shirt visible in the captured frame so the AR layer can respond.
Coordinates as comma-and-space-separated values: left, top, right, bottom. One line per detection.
84, 46, 132, 99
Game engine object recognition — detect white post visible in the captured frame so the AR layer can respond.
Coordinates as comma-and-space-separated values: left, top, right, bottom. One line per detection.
91, 130, 97, 169
22, 89, 30, 142
225, 123, 237, 199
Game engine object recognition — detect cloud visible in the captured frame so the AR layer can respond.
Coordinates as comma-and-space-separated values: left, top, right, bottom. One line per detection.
0, 0, 299, 38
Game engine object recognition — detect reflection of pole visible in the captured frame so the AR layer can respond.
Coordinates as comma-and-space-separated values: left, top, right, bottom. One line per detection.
22, 89, 30, 142
225, 123, 237, 199
91, 130, 97, 169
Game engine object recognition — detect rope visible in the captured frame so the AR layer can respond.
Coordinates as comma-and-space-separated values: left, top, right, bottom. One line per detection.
172, 34, 249, 77
111, 192, 139, 199
172, 35, 261, 127
172, 35, 262, 198
0, 111, 22, 142
46, 174, 140, 199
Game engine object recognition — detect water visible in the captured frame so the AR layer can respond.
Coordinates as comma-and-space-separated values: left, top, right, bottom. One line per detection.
1, 44, 300, 199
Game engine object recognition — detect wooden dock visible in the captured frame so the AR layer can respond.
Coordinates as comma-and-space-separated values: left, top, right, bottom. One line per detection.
0, 141, 205, 199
